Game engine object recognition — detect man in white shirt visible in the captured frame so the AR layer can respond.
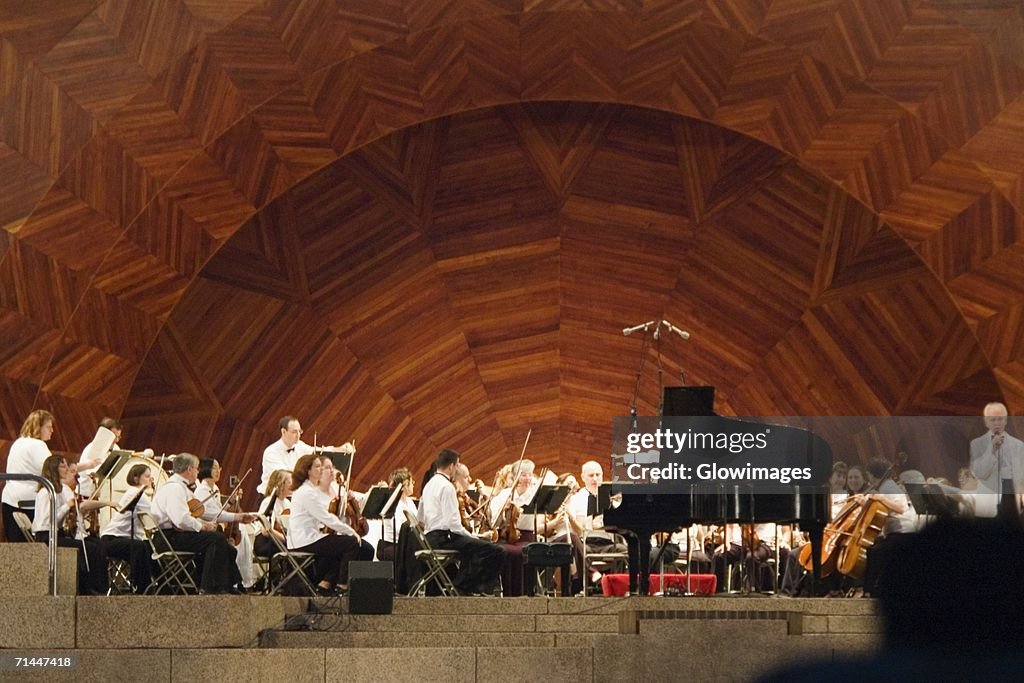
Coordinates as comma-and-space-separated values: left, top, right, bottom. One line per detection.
969, 402, 1024, 520
568, 460, 626, 587
418, 448, 505, 595
150, 453, 242, 594
258, 416, 313, 495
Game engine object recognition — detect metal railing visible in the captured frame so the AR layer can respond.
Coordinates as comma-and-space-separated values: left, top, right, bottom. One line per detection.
1, 474, 58, 595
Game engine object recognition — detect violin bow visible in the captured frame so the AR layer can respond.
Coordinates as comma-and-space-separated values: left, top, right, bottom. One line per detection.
491, 428, 532, 527
213, 467, 252, 524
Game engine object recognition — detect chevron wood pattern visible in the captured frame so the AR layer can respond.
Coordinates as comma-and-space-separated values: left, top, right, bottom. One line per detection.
2, 1, 1024, 495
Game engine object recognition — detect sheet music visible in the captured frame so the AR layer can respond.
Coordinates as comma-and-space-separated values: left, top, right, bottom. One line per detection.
81, 426, 116, 471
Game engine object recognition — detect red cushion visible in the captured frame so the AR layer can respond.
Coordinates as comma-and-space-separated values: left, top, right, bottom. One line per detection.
601, 572, 717, 596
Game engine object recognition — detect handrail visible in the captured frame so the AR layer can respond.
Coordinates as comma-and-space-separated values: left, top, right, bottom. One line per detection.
1, 474, 58, 595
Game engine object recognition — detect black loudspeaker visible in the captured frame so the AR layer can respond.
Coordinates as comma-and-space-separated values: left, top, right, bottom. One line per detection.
349, 561, 394, 614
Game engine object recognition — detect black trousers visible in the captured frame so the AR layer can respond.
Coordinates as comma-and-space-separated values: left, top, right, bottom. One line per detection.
293, 534, 368, 586
425, 529, 506, 593
101, 535, 155, 593
2, 503, 31, 543
157, 529, 240, 593
37, 532, 108, 595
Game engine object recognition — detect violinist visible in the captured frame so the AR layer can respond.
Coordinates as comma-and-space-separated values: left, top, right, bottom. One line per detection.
418, 448, 505, 596
377, 468, 418, 561
289, 453, 372, 595
487, 460, 538, 596
32, 455, 112, 595
2, 410, 55, 542
149, 453, 242, 594
195, 458, 258, 590
100, 463, 156, 592
317, 458, 375, 560
254, 469, 292, 560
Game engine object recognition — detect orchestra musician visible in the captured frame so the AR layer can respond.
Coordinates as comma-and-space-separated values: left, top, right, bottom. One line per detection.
418, 449, 505, 596
194, 458, 257, 590
377, 468, 418, 562
100, 463, 157, 592
2, 410, 55, 542
288, 453, 371, 595
254, 469, 292, 560
487, 459, 540, 596
568, 460, 627, 588
316, 457, 375, 561
76, 417, 122, 497
149, 453, 242, 594
32, 455, 112, 595
258, 416, 313, 495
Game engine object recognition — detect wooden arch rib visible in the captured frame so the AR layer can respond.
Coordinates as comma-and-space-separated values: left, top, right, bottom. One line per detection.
1, 2, 1023, 479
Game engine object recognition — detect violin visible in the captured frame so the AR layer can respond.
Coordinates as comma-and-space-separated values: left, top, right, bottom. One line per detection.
63, 477, 80, 537
223, 489, 244, 545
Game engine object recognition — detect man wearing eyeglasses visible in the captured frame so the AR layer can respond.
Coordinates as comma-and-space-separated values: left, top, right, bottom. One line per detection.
258, 416, 313, 494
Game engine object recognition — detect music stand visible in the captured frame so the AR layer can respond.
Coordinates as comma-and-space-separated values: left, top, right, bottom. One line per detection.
119, 486, 147, 593
362, 485, 402, 550
95, 450, 132, 488
904, 483, 959, 518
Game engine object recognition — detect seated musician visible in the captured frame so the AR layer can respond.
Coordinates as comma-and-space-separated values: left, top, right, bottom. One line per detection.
288, 453, 371, 595
487, 459, 539, 596
377, 468, 418, 562
860, 458, 917, 597
539, 472, 585, 594
254, 469, 292, 559
195, 458, 257, 590
316, 457, 375, 562
568, 460, 627, 587
712, 523, 783, 593
149, 453, 242, 594
952, 468, 997, 518
100, 463, 157, 592
32, 455, 112, 595
418, 448, 505, 596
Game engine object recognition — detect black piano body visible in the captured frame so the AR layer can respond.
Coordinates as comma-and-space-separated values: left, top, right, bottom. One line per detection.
603, 387, 832, 596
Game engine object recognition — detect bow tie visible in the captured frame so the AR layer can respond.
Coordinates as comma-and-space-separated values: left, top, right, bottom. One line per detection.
286, 447, 294, 453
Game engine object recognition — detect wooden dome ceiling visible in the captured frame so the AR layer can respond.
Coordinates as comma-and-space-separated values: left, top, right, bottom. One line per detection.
3, 0, 1024, 483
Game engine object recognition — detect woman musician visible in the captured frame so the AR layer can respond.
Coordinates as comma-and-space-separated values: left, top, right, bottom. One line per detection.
100, 463, 157, 592
254, 469, 292, 560
316, 458, 375, 560
195, 458, 257, 590
32, 455, 113, 595
377, 468, 418, 561
289, 454, 373, 595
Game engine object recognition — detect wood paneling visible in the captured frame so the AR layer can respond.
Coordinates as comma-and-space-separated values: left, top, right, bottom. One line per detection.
4, 1, 1024, 486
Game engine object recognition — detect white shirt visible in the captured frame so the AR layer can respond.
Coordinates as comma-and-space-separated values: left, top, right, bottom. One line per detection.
568, 488, 601, 530
150, 474, 203, 532
2, 437, 51, 508
258, 439, 312, 494
287, 480, 355, 549
194, 481, 245, 523
877, 480, 916, 535
101, 486, 151, 539
32, 483, 73, 534
383, 496, 418, 543
418, 472, 467, 536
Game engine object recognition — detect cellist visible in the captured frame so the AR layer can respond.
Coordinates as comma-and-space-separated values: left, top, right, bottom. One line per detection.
859, 458, 917, 597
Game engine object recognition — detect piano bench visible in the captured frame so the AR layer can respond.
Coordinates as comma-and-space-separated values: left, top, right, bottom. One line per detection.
601, 572, 717, 596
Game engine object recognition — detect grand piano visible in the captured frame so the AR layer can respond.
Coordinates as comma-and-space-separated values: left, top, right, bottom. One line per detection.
603, 387, 832, 596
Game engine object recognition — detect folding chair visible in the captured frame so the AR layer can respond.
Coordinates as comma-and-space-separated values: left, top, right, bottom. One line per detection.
138, 512, 199, 595
403, 510, 460, 596
581, 530, 629, 593
107, 558, 133, 595
13, 511, 36, 542
254, 514, 318, 597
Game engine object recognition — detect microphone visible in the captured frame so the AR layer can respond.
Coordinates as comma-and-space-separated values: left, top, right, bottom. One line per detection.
622, 321, 657, 336
661, 321, 691, 340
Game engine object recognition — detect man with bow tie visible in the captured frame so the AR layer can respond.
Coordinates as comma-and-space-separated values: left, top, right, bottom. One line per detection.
258, 416, 313, 494
970, 402, 1024, 520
